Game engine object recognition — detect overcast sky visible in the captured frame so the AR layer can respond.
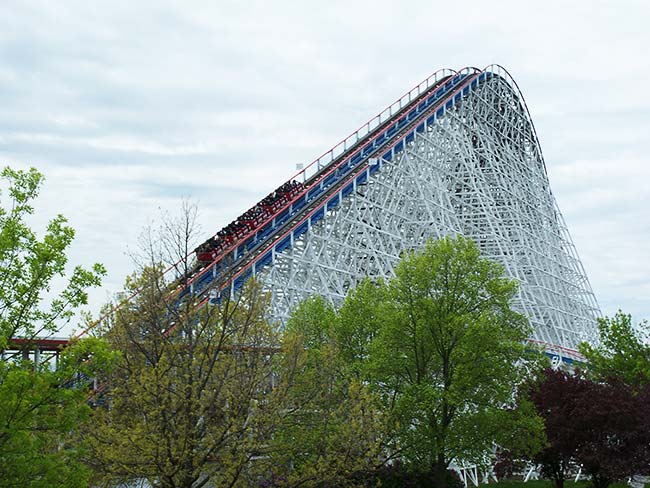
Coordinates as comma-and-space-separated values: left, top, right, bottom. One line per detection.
1, 0, 648, 333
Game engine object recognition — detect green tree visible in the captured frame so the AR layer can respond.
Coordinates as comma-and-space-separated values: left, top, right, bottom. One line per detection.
269, 236, 544, 487
0, 166, 105, 346
84, 205, 285, 488
0, 337, 116, 488
579, 311, 650, 389
362, 236, 543, 486
0, 166, 110, 488
263, 296, 385, 487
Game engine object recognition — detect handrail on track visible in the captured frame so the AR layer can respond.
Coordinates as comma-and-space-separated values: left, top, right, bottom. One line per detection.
286, 68, 458, 184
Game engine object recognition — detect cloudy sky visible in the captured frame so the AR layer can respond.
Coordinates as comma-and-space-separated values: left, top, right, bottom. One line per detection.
1, 0, 648, 332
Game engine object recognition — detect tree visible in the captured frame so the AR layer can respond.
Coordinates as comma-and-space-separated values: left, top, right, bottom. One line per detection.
262, 296, 385, 487
280, 236, 544, 486
576, 311, 650, 484
0, 166, 110, 487
579, 311, 650, 389
0, 336, 116, 488
530, 368, 650, 488
0, 166, 106, 348
366, 236, 542, 485
528, 369, 588, 488
84, 204, 285, 488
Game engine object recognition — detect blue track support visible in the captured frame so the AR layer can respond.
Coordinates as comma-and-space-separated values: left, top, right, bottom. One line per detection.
276, 235, 291, 254
311, 207, 325, 225
341, 182, 354, 198
327, 194, 340, 210
294, 221, 308, 239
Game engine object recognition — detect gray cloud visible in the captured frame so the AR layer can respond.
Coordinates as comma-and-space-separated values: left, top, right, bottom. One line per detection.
1, 0, 648, 329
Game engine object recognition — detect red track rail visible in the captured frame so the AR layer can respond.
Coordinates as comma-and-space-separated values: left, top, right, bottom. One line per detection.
7, 337, 70, 352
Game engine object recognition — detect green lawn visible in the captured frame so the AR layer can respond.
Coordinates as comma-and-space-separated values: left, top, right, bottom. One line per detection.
482, 481, 630, 488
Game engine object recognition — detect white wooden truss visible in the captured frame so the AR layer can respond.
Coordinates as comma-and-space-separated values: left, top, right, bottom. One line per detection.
257, 66, 599, 350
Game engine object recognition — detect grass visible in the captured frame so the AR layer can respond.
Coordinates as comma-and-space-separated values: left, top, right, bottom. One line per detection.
481, 481, 630, 488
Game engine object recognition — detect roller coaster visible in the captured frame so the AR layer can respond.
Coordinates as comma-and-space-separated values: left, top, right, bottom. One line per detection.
84, 65, 600, 361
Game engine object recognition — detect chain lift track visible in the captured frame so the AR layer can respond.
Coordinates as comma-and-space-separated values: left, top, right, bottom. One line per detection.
132, 65, 601, 358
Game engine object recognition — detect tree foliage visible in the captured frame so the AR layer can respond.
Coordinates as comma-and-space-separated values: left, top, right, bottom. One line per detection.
530, 368, 650, 488
0, 166, 106, 347
84, 205, 285, 488
361, 236, 543, 484
274, 236, 544, 487
0, 166, 111, 488
262, 296, 385, 487
0, 337, 116, 488
579, 311, 650, 389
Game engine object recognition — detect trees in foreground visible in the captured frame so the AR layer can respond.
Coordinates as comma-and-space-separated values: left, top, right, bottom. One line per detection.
85, 205, 382, 488
84, 206, 285, 488
271, 236, 544, 487
87, 276, 282, 488
363, 236, 543, 485
579, 311, 650, 389
263, 296, 385, 487
87, 233, 542, 487
4, 167, 646, 488
530, 368, 650, 488
0, 166, 113, 488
